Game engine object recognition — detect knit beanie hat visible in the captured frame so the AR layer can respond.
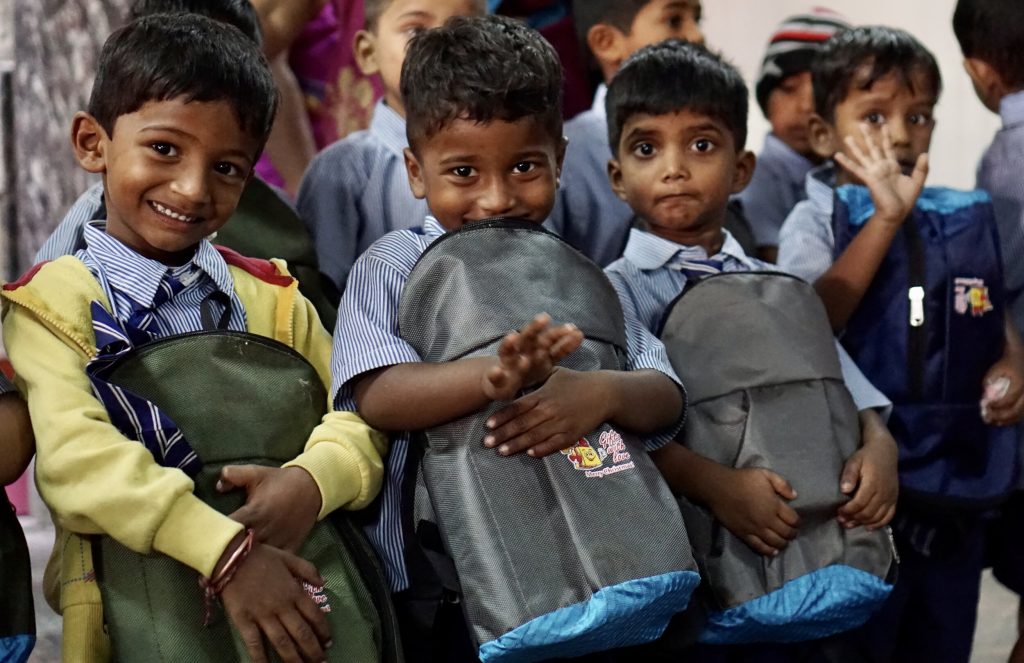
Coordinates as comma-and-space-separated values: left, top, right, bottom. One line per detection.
755, 7, 850, 116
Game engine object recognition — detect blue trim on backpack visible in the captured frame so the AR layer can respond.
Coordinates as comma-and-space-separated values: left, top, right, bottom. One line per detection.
837, 185, 992, 227
477, 569, 700, 663
698, 564, 892, 645
0, 635, 36, 663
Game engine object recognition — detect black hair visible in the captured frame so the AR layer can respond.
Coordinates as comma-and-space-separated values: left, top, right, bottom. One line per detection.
88, 13, 277, 149
570, 0, 651, 48
812, 26, 942, 121
400, 15, 564, 149
953, 0, 1024, 89
605, 39, 748, 154
129, 0, 262, 45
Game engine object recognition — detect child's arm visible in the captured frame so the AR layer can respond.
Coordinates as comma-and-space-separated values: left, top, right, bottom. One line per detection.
0, 378, 34, 486
815, 125, 929, 331
836, 408, 899, 530
980, 317, 1024, 426
651, 442, 800, 557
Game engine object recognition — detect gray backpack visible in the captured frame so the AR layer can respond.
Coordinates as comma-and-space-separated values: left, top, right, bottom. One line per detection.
398, 219, 700, 663
659, 271, 895, 644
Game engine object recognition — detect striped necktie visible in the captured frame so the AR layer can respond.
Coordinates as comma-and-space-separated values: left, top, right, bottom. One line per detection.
125, 273, 186, 342
668, 257, 724, 282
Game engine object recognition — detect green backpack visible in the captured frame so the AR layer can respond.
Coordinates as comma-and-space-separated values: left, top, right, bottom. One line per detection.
92, 330, 400, 662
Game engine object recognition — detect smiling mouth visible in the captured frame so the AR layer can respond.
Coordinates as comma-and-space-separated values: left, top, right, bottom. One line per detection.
150, 201, 202, 224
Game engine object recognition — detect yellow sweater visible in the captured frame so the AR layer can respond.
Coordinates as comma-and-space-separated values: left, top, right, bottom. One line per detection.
1, 252, 385, 662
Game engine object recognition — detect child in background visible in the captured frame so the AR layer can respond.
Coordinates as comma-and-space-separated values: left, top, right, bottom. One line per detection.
549, 0, 704, 267
954, 1, 1024, 659
297, 0, 486, 295
331, 15, 686, 660
736, 8, 849, 263
778, 26, 1024, 661
3, 15, 385, 662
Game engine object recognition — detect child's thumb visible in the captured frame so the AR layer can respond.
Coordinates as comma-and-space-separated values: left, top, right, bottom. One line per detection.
217, 465, 261, 492
766, 471, 797, 500
839, 455, 862, 494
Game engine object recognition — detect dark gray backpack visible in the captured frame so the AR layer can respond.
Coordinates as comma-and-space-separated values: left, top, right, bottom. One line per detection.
398, 219, 700, 663
659, 271, 896, 644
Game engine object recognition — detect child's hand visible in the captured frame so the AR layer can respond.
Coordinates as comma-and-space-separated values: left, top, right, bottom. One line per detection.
484, 367, 609, 457
834, 124, 928, 224
481, 314, 583, 402
981, 357, 1024, 426
707, 467, 800, 557
837, 409, 899, 530
220, 466, 322, 553
220, 541, 331, 663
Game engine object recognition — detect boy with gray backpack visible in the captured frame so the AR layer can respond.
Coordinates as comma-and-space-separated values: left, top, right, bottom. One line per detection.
602, 40, 899, 653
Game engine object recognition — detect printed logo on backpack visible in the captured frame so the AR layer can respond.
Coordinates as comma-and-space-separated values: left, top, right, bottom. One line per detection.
398, 219, 700, 663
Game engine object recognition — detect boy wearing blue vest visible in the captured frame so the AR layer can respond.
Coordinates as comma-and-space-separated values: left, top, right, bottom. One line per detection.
3, 15, 386, 663
778, 26, 1024, 661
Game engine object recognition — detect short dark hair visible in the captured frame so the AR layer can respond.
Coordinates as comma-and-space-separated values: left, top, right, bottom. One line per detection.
605, 40, 748, 154
571, 0, 651, 49
128, 0, 262, 45
400, 15, 564, 149
88, 14, 277, 149
812, 26, 942, 121
953, 0, 1024, 89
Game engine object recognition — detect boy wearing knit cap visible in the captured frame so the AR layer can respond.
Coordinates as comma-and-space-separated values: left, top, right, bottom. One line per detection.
737, 8, 848, 262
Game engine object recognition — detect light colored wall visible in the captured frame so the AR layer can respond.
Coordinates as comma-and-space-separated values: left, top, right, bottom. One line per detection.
702, 0, 1000, 190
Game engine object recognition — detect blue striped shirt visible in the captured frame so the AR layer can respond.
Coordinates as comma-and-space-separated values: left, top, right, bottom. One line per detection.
606, 228, 891, 414
547, 85, 634, 267
736, 133, 816, 249
35, 181, 105, 262
297, 100, 428, 294
978, 90, 1024, 333
76, 222, 247, 337
776, 163, 839, 283
331, 216, 684, 591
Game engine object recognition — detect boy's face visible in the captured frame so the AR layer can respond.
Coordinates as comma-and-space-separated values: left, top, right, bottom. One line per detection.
71, 97, 259, 265
590, 0, 704, 81
403, 117, 566, 231
608, 109, 754, 244
809, 69, 937, 186
355, 0, 484, 117
766, 71, 817, 160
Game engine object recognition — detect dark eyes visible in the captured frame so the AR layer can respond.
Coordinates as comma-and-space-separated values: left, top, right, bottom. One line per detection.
452, 166, 474, 178
214, 162, 243, 177
692, 138, 714, 152
150, 142, 176, 157
865, 112, 884, 125
513, 161, 536, 174
633, 142, 655, 157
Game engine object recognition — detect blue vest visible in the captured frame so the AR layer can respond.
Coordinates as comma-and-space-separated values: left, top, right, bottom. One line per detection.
832, 185, 1018, 510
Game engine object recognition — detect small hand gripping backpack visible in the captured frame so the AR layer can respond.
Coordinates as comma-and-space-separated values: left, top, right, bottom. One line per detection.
659, 271, 895, 644
398, 219, 700, 663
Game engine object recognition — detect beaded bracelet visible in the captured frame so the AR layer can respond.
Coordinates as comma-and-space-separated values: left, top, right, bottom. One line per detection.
199, 528, 255, 626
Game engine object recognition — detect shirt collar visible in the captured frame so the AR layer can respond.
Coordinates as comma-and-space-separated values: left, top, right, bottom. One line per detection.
999, 90, 1024, 129
805, 162, 837, 216
422, 216, 447, 239
370, 99, 409, 158
591, 84, 608, 119
83, 222, 234, 308
622, 227, 751, 270
763, 133, 816, 184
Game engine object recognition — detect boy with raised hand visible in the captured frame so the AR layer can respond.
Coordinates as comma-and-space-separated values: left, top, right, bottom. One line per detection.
297, 0, 486, 295
3, 15, 385, 663
778, 26, 1024, 660
331, 14, 686, 660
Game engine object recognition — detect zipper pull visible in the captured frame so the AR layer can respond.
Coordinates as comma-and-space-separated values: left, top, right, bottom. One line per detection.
909, 286, 925, 327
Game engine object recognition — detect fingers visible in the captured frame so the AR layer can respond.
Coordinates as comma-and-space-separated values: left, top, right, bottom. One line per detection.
744, 534, 779, 557
910, 153, 929, 192
838, 476, 873, 519
218, 464, 267, 493
517, 313, 552, 355
282, 551, 325, 588
765, 471, 797, 501
861, 124, 884, 163
279, 610, 327, 663
237, 619, 270, 663
484, 397, 536, 446
839, 454, 863, 495
261, 617, 303, 663
547, 325, 583, 362
880, 124, 897, 163
775, 501, 801, 529
834, 150, 869, 185
295, 587, 333, 646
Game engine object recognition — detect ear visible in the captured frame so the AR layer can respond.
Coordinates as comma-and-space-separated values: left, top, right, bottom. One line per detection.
607, 157, 629, 203
403, 147, 427, 199
353, 29, 380, 77
71, 111, 108, 174
555, 135, 568, 183
586, 23, 628, 81
731, 150, 756, 194
963, 57, 1003, 112
807, 113, 839, 162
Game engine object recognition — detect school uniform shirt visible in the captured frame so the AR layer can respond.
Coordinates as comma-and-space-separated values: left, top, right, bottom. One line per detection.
297, 99, 428, 294
978, 90, 1024, 333
547, 85, 634, 267
331, 215, 684, 591
776, 163, 841, 283
735, 133, 816, 249
606, 227, 892, 415
34, 181, 105, 263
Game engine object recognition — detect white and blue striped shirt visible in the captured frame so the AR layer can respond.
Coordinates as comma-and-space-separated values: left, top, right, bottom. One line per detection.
76, 222, 247, 337
35, 181, 105, 263
297, 100, 428, 294
606, 227, 891, 414
776, 163, 839, 284
978, 90, 1024, 334
331, 216, 684, 591
736, 133, 817, 249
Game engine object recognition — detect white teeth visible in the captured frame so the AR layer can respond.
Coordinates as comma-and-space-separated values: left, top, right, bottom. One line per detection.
151, 202, 197, 223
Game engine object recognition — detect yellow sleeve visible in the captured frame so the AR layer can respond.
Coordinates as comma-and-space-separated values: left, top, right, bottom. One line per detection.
3, 303, 241, 577
281, 291, 386, 515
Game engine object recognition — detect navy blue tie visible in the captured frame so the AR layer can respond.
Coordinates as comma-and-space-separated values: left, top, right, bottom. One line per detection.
124, 274, 185, 343
668, 257, 724, 283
